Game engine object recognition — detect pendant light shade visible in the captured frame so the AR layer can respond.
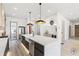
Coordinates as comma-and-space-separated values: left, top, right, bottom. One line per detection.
35, 19, 46, 24
27, 23, 33, 25
35, 3, 46, 24
27, 12, 33, 26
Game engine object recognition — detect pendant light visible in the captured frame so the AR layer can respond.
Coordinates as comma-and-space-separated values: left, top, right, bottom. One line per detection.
35, 3, 46, 24
27, 12, 33, 25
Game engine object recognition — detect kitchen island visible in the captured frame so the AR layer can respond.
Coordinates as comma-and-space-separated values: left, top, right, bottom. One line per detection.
22, 34, 61, 56
0, 37, 9, 56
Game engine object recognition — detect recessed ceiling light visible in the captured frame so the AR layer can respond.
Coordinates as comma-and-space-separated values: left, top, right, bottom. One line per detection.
48, 10, 51, 13
14, 7, 18, 10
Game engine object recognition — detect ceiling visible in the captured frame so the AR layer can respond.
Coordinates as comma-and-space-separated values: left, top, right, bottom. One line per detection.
2, 3, 79, 22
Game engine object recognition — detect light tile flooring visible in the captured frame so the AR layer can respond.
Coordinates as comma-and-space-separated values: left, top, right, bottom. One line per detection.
7, 40, 29, 56
62, 38, 79, 56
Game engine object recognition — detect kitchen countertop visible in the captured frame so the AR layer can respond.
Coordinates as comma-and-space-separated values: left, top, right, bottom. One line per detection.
22, 34, 57, 46
0, 37, 8, 56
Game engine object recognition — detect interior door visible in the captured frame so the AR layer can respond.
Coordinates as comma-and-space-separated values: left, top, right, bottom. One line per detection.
10, 21, 17, 40
75, 25, 79, 37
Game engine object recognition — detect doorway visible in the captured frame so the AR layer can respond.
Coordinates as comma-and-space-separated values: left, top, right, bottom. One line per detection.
10, 21, 17, 40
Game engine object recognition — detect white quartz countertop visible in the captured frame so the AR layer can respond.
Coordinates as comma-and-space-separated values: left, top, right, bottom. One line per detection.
0, 38, 8, 56
22, 34, 57, 46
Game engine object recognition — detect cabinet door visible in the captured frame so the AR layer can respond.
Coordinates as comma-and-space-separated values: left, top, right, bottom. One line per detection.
34, 42, 44, 56
22, 36, 29, 50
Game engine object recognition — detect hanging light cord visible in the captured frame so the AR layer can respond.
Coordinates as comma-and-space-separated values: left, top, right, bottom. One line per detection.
29, 12, 31, 21
39, 3, 42, 20
35, 3, 45, 24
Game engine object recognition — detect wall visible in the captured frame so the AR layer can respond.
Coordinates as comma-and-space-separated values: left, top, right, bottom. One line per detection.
57, 13, 70, 43
6, 17, 27, 39
64, 18, 70, 41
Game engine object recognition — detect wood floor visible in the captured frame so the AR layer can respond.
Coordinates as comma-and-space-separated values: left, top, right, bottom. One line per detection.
62, 38, 79, 56
7, 40, 30, 56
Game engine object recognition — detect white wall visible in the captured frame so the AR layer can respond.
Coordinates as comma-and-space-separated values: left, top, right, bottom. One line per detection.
6, 17, 27, 39
64, 18, 70, 41
57, 13, 70, 43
